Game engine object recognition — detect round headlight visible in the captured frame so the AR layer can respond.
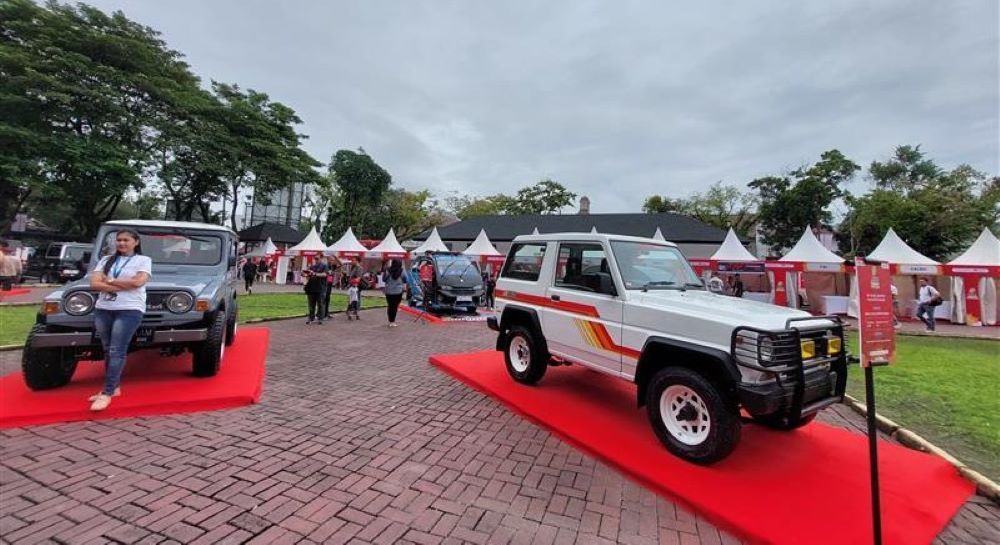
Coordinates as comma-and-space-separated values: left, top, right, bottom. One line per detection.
64, 292, 95, 316
166, 292, 194, 314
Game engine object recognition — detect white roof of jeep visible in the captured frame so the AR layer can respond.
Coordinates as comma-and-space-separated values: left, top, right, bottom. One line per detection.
511, 232, 679, 248
104, 219, 236, 235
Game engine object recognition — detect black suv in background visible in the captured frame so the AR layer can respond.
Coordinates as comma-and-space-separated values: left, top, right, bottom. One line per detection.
25, 242, 92, 284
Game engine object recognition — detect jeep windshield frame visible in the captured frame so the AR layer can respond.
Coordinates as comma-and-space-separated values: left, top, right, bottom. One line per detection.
609, 241, 704, 291
97, 228, 225, 267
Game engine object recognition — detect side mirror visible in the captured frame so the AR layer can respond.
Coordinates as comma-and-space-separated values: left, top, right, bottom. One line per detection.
585, 273, 617, 296
228, 254, 237, 268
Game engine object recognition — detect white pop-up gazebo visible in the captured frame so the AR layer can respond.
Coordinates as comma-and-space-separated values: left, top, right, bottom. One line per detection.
652, 227, 666, 241
326, 227, 369, 259
411, 227, 449, 256
245, 237, 277, 258
368, 228, 409, 260
766, 227, 848, 312
946, 228, 1000, 326
463, 229, 506, 272
286, 227, 327, 256
849, 228, 944, 319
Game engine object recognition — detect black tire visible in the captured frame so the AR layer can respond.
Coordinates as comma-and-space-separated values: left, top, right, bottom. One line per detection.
22, 324, 78, 390
646, 367, 741, 465
192, 311, 227, 377
40, 272, 53, 284
753, 412, 817, 431
503, 325, 547, 385
225, 300, 238, 347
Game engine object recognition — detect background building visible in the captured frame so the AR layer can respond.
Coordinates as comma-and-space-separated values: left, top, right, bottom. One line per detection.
250, 183, 305, 229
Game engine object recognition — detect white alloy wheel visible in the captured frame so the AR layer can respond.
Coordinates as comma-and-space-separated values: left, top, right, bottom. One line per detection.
660, 385, 711, 446
508, 335, 531, 373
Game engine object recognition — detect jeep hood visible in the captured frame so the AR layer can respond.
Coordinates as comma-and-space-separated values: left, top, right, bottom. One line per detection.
630, 289, 835, 331
53, 271, 221, 299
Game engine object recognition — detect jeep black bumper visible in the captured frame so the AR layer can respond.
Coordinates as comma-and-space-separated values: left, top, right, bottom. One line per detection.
30, 329, 208, 349
738, 367, 844, 417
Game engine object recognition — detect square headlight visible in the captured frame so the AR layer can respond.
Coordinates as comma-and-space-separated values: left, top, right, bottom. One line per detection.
800, 339, 816, 360
827, 337, 842, 355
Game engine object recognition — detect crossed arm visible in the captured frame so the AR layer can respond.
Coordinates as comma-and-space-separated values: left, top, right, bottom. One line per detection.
91, 271, 150, 293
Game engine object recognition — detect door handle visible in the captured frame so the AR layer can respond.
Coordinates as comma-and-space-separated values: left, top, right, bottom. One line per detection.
551, 294, 561, 301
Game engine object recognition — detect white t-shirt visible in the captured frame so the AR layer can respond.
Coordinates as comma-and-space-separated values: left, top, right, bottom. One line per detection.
94, 254, 153, 312
918, 285, 939, 304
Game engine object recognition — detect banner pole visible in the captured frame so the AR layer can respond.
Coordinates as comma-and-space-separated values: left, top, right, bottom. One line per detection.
864, 364, 883, 545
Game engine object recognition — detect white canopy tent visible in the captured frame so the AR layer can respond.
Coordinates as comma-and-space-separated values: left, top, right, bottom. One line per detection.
710, 228, 758, 262
368, 228, 408, 260
326, 227, 369, 258
245, 237, 277, 258
531, 227, 540, 235
947, 228, 1000, 326
652, 227, 665, 241
286, 227, 327, 255
767, 227, 847, 312
463, 229, 506, 272
849, 228, 943, 319
411, 227, 450, 256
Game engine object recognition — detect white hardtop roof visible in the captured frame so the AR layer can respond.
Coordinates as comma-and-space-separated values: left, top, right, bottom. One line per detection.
105, 219, 236, 234
370, 229, 407, 255
512, 232, 678, 248
326, 227, 369, 254
868, 228, 938, 265
411, 227, 450, 254
780, 227, 843, 264
949, 227, 1000, 266
246, 237, 277, 257
463, 229, 503, 256
287, 227, 327, 252
710, 228, 758, 262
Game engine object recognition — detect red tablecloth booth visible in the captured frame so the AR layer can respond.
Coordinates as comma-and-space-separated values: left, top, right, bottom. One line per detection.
945, 228, 1000, 326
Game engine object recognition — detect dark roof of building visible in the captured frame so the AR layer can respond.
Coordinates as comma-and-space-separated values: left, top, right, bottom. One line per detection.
417, 213, 731, 244
238, 222, 305, 244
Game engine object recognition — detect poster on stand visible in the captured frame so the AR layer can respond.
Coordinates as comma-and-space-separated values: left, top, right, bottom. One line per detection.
856, 258, 895, 367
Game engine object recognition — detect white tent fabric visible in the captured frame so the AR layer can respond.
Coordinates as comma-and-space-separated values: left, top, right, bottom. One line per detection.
868, 228, 939, 265
710, 228, 758, 262
411, 227, 449, 255
463, 229, 503, 257
590, 226, 599, 234
369, 228, 407, 257
245, 237, 277, 258
286, 227, 327, 254
780, 227, 843, 264
652, 227, 665, 241
949, 228, 1000, 266
531, 227, 540, 235
326, 227, 368, 255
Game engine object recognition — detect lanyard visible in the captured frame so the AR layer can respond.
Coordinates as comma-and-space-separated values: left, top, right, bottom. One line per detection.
110, 255, 134, 279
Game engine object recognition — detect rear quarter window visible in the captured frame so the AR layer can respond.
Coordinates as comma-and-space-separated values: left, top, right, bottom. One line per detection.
501, 243, 547, 281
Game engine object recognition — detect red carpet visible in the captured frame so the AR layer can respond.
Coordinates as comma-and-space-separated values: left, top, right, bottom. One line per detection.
0, 288, 31, 298
400, 305, 495, 324
0, 328, 269, 428
430, 351, 974, 545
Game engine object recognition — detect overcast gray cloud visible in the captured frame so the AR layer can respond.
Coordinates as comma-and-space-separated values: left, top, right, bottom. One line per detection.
86, 0, 999, 212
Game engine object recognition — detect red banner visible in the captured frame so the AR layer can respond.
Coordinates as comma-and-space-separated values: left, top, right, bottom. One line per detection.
856, 259, 895, 367
958, 274, 983, 326
773, 273, 789, 307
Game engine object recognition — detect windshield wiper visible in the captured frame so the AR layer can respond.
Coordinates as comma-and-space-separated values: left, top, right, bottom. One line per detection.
641, 281, 686, 292
684, 282, 706, 290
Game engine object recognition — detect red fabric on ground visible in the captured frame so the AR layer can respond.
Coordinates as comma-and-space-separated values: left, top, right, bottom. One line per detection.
399, 305, 494, 324
0, 288, 31, 298
0, 328, 269, 428
399, 304, 445, 324
430, 350, 974, 545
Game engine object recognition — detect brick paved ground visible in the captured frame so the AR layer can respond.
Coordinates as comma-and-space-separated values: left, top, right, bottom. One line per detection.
1, 310, 997, 544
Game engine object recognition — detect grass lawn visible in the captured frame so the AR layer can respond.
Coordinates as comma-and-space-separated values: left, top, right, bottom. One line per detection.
0, 293, 388, 346
846, 333, 1000, 481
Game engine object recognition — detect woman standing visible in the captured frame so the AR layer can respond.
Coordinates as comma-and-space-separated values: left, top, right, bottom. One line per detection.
89, 229, 152, 411
383, 259, 406, 327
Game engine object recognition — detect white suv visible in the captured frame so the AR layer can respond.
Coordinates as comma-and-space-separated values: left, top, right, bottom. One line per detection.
486, 233, 847, 464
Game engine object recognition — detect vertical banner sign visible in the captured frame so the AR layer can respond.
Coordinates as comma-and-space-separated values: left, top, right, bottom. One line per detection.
961, 274, 983, 327
856, 259, 896, 367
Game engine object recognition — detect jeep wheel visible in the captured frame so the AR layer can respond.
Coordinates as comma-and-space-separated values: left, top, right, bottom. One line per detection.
225, 301, 238, 347
504, 325, 547, 385
753, 412, 817, 431
192, 311, 227, 377
22, 325, 78, 390
646, 367, 740, 464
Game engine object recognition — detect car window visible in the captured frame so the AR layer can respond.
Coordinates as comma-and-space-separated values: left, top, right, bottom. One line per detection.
434, 255, 480, 278
554, 243, 613, 294
46, 245, 63, 259
610, 241, 702, 290
64, 246, 89, 261
501, 243, 546, 281
99, 230, 223, 266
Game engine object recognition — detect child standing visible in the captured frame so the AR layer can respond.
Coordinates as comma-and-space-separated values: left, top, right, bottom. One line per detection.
347, 276, 361, 320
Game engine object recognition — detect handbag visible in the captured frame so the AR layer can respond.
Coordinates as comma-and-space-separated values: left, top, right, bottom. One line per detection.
929, 294, 943, 307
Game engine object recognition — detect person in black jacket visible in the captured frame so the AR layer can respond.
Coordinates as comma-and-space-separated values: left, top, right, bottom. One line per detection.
302, 259, 329, 324
242, 258, 258, 294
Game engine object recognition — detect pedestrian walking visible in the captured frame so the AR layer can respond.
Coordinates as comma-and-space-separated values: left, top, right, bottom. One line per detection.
242, 258, 258, 294
257, 259, 270, 283
88, 229, 152, 411
347, 276, 361, 320
383, 259, 405, 327
485, 271, 496, 309
0, 244, 22, 291
419, 256, 435, 308
707, 272, 725, 294
303, 258, 329, 325
733, 274, 745, 298
916, 277, 941, 332
321, 256, 338, 319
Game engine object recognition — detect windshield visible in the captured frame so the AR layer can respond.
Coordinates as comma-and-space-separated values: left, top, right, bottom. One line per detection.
434, 255, 480, 278
99, 230, 224, 266
64, 246, 89, 261
610, 241, 703, 290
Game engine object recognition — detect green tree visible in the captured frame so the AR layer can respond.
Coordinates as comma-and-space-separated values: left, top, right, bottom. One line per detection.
368, 188, 448, 241
511, 179, 577, 215
751, 149, 860, 251
446, 193, 517, 219
642, 182, 757, 238
322, 149, 393, 239
641, 195, 687, 214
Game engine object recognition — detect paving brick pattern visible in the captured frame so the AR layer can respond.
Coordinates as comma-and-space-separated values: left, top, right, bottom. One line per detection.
1, 310, 997, 544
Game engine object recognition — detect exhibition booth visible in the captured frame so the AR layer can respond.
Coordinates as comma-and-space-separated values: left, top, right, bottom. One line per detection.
765, 228, 850, 314
946, 227, 999, 326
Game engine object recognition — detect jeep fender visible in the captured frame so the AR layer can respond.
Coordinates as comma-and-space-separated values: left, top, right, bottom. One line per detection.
496, 304, 548, 355
635, 337, 740, 408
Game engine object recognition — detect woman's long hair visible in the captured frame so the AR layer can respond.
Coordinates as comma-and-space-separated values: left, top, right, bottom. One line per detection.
102, 229, 143, 275
388, 259, 403, 280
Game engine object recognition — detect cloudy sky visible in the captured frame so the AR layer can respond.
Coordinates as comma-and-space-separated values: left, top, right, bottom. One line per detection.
87, 0, 998, 213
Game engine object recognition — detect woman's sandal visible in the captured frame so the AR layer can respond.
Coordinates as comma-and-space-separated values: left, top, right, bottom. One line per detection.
88, 387, 121, 402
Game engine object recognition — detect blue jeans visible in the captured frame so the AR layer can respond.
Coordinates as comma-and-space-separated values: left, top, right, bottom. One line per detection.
916, 303, 936, 330
93, 309, 144, 395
